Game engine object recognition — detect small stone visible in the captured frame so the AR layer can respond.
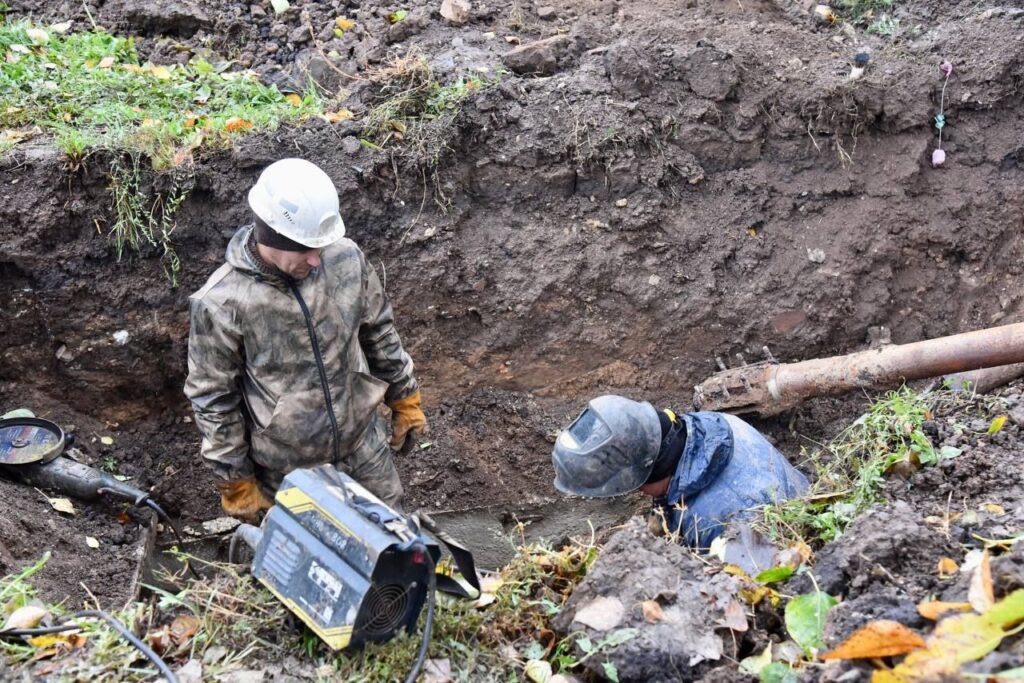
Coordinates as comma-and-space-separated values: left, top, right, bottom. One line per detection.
288, 25, 310, 43
807, 248, 826, 264
648, 274, 662, 287
537, 5, 556, 19
249, 4, 266, 18
615, 198, 628, 207
112, 330, 130, 346
269, 23, 288, 39
440, 0, 471, 24
341, 136, 361, 155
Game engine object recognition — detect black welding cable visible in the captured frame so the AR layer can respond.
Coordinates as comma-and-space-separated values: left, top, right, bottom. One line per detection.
0, 609, 178, 683
404, 547, 437, 683
144, 499, 201, 580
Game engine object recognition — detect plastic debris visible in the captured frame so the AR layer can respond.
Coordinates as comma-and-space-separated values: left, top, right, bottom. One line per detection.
113, 330, 130, 346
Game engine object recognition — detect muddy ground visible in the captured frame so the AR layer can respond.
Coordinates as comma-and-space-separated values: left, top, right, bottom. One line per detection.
1, 0, 1023, 627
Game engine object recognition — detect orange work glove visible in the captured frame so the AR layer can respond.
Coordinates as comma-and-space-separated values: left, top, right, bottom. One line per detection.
388, 390, 428, 452
215, 477, 273, 522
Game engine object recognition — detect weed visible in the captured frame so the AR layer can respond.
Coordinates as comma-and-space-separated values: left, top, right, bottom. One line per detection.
108, 153, 192, 286
834, 0, 896, 23
3, 539, 600, 682
759, 386, 982, 546
0, 20, 320, 160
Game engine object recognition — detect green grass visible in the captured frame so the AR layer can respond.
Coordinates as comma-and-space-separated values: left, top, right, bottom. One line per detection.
0, 20, 321, 166
759, 386, 987, 546
2, 540, 601, 682
834, 0, 896, 22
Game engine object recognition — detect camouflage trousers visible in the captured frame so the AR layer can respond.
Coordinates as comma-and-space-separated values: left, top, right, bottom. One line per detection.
253, 413, 405, 510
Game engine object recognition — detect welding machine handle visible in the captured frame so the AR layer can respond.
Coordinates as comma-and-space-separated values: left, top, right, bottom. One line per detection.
418, 513, 481, 599
19, 457, 150, 505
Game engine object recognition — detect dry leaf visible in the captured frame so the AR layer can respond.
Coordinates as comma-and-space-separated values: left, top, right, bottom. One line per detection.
170, 615, 199, 644
721, 600, 748, 632
335, 17, 356, 31
4, 605, 48, 630
917, 600, 972, 621
969, 550, 994, 613
85, 536, 100, 549
642, 600, 664, 623
524, 659, 551, 683
26, 28, 49, 45
48, 497, 76, 515
285, 93, 303, 107
100, 436, 114, 445
982, 503, 1006, 515
150, 65, 172, 80
474, 593, 496, 608
224, 117, 253, 133
937, 557, 959, 577
322, 109, 354, 123
270, 0, 290, 14
479, 575, 503, 593
821, 620, 926, 660
573, 596, 624, 631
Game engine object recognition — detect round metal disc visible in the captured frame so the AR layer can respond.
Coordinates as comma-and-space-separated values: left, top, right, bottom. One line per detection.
0, 417, 66, 466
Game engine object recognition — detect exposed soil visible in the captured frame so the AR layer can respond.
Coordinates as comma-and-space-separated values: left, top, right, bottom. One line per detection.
2, 0, 1023, 642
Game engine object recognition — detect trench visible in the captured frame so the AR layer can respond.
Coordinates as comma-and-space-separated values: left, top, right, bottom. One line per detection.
2, 0, 1024, 618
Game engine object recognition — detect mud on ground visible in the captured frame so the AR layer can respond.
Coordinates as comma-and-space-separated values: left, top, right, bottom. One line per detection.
2, 0, 1023, 612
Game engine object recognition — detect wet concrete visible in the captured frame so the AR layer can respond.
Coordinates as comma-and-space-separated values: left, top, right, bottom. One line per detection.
426, 496, 640, 569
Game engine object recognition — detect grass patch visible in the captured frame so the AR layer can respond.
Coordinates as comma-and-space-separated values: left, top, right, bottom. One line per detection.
2, 539, 601, 682
833, 0, 896, 23
759, 386, 995, 547
0, 19, 324, 284
0, 19, 321, 166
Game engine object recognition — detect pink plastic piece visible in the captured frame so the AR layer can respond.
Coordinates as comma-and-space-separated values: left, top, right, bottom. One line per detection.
941, 62, 953, 77
932, 148, 946, 167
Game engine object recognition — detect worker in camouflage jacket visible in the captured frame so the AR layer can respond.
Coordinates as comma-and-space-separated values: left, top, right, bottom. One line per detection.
184, 159, 426, 520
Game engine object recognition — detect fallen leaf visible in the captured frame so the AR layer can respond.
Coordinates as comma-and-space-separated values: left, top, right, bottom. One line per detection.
423, 658, 451, 683
224, 117, 253, 133
785, 590, 838, 656
150, 65, 172, 80
4, 605, 48, 630
747, 227, 758, 237
720, 600, 748, 632
387, 9, 408, 23
983, 503, 1007, 516
937, 557, 959, 577
26, 28, 49, 45
170, 615, 199, 644
50, 21, 73, 34
524, 658, 551, 683
821, 620, 926, 660
474, 593, 496, 608
322, 109, 354, 123
270, 0, 290, 14
9, 44, 30, 54
85, 536, 100, 549
335, 17, 356, 31
641, 600, 664, 623
100, 436, 114, 445
48, 497, 76, 515
988, 415, 1008, 435
756, 566, 795, 584
573, 596, 624, 632
479, 575, 503, 594
739, 643, 772, 676
917, 600, 972, 621
708, 536, 729, 562
969, 550, 995, 613
98, 56, 115, 69
285, 93, 303, 107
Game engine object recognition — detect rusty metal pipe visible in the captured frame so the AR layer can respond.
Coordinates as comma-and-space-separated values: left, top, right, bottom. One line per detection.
693, 322, 1024, 416
942, 362, 1024, 395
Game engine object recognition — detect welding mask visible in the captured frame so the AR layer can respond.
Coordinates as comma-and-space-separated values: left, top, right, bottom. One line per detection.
551, 395, 662, 498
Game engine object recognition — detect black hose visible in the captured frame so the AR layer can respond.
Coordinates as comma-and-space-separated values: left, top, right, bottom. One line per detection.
0, 609, 178, 683
404, 547, 436, 683
144, 499, 201, 580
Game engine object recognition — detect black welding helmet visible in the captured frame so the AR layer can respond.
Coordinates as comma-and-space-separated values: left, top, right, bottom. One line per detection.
552, 395, 662, 497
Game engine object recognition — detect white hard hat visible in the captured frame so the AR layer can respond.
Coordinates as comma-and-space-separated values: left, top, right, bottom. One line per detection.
247, 159, 346, 249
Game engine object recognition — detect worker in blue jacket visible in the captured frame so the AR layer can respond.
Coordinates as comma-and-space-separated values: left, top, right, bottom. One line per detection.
551, 395, 808, 548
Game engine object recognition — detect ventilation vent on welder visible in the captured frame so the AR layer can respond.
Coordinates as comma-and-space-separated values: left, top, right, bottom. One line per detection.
356, 583, 411, 639
262, 529, 301, 585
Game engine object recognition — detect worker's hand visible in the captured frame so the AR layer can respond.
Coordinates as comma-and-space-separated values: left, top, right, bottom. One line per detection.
215, 476, 273, 522
388, 390, 428, 453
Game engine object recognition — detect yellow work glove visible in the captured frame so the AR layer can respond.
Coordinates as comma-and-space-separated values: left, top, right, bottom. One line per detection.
215, 476, 273, 522
388, 390, 428, 452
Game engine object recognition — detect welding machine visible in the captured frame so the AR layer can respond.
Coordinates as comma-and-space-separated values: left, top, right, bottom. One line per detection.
230, 465, 478, 658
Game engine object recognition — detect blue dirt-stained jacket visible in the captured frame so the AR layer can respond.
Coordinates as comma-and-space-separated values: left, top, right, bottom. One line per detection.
660, 412, 808, 548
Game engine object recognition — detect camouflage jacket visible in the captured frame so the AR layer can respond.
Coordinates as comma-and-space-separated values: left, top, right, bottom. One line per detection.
184, 225, 417, 481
